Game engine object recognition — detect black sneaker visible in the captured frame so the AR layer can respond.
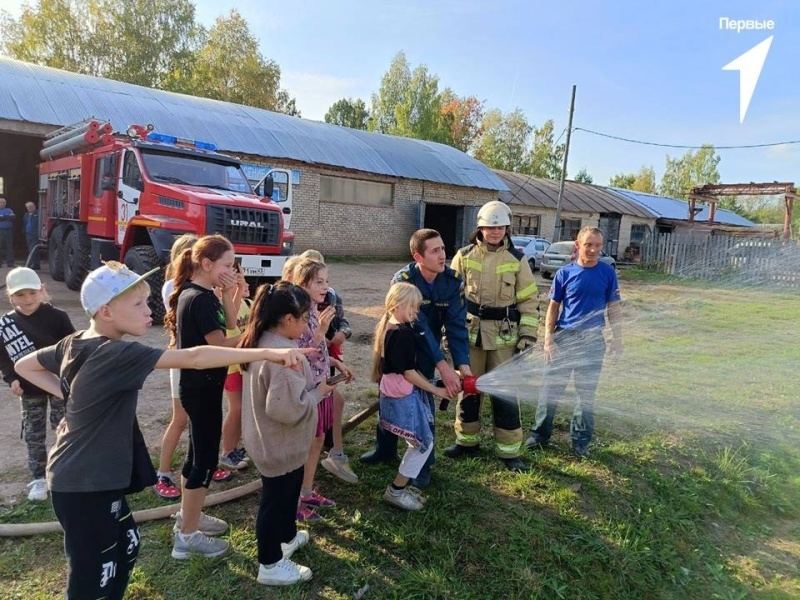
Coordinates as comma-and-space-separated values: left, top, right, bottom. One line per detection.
443, 444, 479, 459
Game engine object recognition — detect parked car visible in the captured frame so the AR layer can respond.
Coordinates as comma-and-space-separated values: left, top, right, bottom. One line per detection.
540, 241, 616, 279
511, 235, 551, 271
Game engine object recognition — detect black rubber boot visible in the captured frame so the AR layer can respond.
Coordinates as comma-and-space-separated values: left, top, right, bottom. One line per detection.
443, 444, 480, 459
502, 457, 531, 472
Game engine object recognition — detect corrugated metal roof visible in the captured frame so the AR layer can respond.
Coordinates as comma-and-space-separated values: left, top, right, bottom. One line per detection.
609, 188, 755, 227
494, 170, 654, 218
0, 58, 507, 191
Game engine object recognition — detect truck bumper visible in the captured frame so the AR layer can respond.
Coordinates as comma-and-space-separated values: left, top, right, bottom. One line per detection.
237, 254, 287, 279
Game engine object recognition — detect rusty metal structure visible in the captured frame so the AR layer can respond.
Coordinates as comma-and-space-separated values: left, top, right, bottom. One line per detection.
689, 182, 796, 239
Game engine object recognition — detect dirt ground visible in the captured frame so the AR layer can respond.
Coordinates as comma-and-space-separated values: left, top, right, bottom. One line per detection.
0, 259, 551, 503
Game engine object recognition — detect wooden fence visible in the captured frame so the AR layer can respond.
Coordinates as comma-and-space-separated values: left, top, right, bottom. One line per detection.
636, 233, 800, 287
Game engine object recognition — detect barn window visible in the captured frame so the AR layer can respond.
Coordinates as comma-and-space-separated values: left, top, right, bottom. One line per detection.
512, 215, 540, 236
320, 175, 393, 207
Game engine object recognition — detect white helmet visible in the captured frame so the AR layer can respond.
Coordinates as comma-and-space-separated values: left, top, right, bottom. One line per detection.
477, 200, 512, 227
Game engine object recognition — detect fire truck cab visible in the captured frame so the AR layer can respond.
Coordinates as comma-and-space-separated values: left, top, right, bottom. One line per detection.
38, 120, 294, 321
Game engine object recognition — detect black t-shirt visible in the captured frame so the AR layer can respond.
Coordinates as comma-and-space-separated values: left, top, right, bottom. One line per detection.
0, 303, 75, 395
37, 333, 164, 492
381, 323, 417, 375
177, 282, 226, 388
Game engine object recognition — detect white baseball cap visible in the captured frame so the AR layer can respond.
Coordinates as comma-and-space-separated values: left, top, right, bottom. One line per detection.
6, 267, 43, 295
81, 261, 159, 317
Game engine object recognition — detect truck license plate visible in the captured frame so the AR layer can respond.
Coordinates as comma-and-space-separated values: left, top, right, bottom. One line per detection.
243, 267, 265, 276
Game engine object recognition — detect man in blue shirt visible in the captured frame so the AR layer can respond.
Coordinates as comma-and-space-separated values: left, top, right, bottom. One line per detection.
361, 229, 471, 488
23, 202, 40, 270
0, 197, 16, 267
526, 226, 623, 458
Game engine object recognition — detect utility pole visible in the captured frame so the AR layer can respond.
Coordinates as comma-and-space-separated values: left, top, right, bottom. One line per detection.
552, 85, 576, 242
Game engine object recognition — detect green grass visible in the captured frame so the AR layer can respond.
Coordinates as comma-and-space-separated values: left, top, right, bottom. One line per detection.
1, 273, 799, 599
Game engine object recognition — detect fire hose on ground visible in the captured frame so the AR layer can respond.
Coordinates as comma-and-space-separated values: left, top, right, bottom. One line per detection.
0, 400, 382, 537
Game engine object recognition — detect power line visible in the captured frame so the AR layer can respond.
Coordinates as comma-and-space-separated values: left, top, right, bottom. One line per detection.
573, 127, 800, 150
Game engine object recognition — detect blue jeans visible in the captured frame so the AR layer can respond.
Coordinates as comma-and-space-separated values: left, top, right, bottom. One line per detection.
532, 328, 606, 447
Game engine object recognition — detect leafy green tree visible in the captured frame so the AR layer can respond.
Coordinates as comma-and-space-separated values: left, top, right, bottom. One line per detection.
1, 0, 197, 89
609, 166, 657, 193
1, 3, 298, 113
609, 172, 636, 189
325, 98, 370, 129
369, 51, 411, 134
473, 108, 532, 172
574, 168, 593, 184
186, 10, 296, 112
659, 144, 721, 199
526, 119, 565, 179
1, 0, 88, 73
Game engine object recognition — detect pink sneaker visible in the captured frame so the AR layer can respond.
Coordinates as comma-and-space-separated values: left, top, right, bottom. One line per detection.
296, 506, 321, 522
300, 490, 335, 508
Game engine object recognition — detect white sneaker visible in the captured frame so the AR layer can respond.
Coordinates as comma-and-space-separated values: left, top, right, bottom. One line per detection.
257, 558, 312, 585
382, 485, 424, 511
281, 530, 310, 559
171, 531, 229, 559
173, 510, 228, 536
27, 478, 48, 501
320, 452, 359, 484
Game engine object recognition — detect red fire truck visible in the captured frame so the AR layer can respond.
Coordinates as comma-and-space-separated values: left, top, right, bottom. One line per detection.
37, 120, 294, 321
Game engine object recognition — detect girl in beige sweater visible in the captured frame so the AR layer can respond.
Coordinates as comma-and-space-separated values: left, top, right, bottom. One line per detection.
240, 281, 336, 586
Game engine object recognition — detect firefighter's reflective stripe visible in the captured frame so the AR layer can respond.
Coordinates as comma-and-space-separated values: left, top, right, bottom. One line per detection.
516, 282, 538, 301
455, 431, 481, 445
468, 330, 517, 347
495, 261, 519, 275
520, 315, 538, 328
496, 441, 522, 456
463, 258, 483, 272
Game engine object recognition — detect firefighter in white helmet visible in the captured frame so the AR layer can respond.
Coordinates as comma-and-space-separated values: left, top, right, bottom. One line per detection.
445, 200, 540, 472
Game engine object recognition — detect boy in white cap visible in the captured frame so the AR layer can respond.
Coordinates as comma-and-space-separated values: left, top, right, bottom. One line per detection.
0, 267, 75, 501
14, 261, 314, 600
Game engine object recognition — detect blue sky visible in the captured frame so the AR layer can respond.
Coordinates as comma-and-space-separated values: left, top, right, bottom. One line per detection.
2, 0, 799, 190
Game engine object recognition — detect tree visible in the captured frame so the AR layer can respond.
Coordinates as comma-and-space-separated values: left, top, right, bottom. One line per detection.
659, 144, 721, 199
439, 91, 484, 152
473, 108, 532, 172
369, 51, 411, 134
609, 172, 636, 189
574, 168, 593, 184
609, 165, 658, 193
325, 98, 369, 129
1, 0, 89, 73
185, 10, 296, 112
1, 0, 197, 89
526, 119, 565, 179
1, 3, 298, 113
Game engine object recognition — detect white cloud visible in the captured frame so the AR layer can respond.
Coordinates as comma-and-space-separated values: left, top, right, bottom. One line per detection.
281, 71, 367, 121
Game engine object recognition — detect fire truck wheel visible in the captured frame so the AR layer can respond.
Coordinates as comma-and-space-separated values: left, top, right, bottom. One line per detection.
124, 245, 166, 325
48, 227, 65, 282
63, 227, 91, 291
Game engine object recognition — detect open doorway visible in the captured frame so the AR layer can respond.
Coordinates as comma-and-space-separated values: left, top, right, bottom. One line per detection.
423, 203, 461, 258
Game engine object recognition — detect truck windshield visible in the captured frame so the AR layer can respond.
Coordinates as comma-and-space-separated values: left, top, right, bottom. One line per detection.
139, 150, 253, 194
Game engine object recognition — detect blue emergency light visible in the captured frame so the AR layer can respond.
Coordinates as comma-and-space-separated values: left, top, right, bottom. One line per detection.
146, 131, 218, 152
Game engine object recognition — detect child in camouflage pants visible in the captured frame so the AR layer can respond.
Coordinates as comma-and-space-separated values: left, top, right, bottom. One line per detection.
0, 268, 75, 501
